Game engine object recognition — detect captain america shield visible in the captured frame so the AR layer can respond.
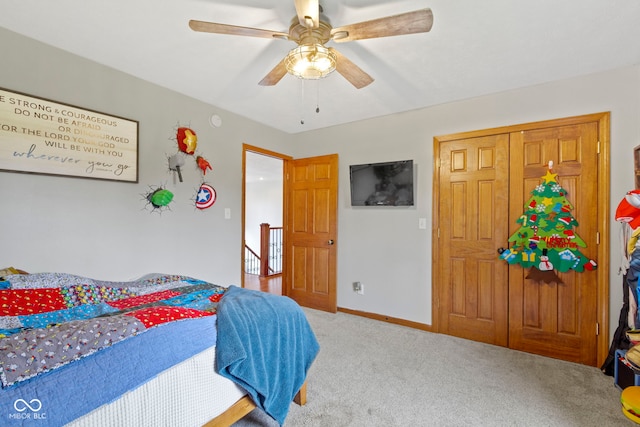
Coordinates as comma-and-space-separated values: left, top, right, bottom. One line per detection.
195, 183, 216, 210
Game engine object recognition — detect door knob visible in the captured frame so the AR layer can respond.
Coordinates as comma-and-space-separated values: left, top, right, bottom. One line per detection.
497, 247, 507, 254
328, 239, 334, 245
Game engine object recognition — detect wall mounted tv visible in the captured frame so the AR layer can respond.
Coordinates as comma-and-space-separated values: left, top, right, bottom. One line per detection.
349, 160, 414, 206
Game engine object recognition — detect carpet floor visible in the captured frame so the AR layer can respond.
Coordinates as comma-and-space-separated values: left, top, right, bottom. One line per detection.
234, 308, 625, 426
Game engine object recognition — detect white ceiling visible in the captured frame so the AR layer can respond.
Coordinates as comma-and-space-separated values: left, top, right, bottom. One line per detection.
2, 1, 639, 134
246, 150, 283, 183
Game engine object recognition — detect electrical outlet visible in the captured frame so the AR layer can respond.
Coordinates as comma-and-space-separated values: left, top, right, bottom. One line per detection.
353, 281, 364, 295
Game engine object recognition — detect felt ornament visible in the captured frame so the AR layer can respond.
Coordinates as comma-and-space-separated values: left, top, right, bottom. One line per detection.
176, 127, 198, 155
584, 259, 598, 271
498, 248, 518, 263
538, 249, 553, 271
527, 248, 563, 283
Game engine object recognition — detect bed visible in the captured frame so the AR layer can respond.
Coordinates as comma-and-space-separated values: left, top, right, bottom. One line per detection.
0, 272, 319, 426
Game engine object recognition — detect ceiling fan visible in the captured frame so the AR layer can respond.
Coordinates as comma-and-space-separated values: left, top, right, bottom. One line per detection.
189, 0, 433, 89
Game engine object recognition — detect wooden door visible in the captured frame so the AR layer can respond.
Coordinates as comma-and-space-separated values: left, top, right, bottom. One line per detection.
508, 123, 599, 365
284, 154, 338, 312
437, 134, 511, 346
435, 113, 608, 366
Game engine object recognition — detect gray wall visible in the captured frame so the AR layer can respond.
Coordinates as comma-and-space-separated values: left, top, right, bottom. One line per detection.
293, 66, 640, 336
0, 27, 294, 286
2, 27, 639, 340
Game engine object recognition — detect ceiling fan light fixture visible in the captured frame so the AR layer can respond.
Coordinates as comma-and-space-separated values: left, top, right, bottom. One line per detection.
285, 43, 336, 80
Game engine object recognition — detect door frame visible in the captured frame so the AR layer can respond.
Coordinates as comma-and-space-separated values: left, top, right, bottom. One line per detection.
431, 112, 610, 366
241, 144, 292, 291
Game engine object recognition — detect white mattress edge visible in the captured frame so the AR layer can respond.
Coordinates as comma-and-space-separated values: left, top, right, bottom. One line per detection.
67, 346, 247, 427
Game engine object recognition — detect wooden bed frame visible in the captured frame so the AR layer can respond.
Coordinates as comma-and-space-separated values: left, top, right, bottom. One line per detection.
204, 382, 307, 426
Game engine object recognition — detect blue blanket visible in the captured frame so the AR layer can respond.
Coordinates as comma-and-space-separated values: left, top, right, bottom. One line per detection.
215, 286, 319, 425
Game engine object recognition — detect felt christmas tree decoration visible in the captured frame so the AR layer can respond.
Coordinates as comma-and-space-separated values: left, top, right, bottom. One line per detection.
499, 164, 597, 283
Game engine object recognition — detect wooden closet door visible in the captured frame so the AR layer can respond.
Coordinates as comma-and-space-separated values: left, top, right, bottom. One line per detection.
437, 134, 510, 346
435, 113, 608, 366
508, 123, 599, 365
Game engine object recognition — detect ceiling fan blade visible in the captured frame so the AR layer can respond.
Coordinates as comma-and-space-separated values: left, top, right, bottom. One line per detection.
294, 0, 319, 28
189, 20, 289, 40
258, 58, 289, 86
330, 8, 433, 42
329, 48, 373, 89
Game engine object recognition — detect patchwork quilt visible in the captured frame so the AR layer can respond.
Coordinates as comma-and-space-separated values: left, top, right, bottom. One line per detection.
0, 273, 226, 388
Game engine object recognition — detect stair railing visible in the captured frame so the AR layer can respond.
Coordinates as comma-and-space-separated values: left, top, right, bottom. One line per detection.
245, 223, 283, 277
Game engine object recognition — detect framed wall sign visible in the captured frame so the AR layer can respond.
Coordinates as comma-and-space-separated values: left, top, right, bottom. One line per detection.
0, 87, 138, 182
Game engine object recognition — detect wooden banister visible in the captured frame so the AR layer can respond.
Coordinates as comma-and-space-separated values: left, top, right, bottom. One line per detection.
259, 223, 270, 277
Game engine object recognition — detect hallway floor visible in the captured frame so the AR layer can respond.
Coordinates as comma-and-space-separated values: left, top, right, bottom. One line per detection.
243, 273, 281, 295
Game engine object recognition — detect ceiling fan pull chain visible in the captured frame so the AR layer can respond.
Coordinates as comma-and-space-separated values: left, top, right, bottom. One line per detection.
300, 79, 305, 125
316, 79, 320, 113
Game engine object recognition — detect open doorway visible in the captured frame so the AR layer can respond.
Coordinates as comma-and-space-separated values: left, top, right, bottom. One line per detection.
242, 145, 290, 295
242, 145, 339, 311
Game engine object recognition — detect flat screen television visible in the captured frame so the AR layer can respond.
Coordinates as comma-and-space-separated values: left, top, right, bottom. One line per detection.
349, 160, 414, 206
